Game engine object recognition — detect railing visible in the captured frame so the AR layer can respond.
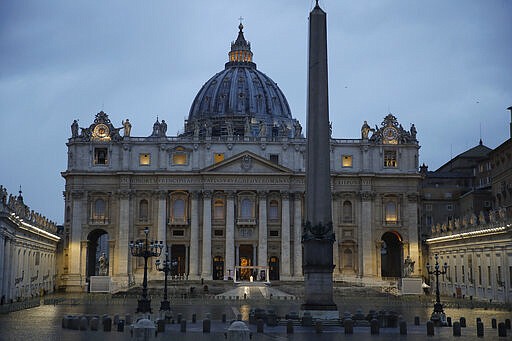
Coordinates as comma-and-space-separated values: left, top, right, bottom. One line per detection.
236, 218, 257, 226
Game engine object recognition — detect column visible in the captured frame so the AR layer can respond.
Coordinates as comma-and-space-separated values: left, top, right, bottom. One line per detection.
156, 191, 167, 263
280, 192, 291, 279
6, 239, 13, 300
0, 235, 5, 297
108, 240, 116, 278
406, 193, 420, 274
293, 192, 303, 278
360, 190, 375, 277
188, 191, 200, 279
117, 190, 131, 280
80, 240, 88, 283
225, 191, 235, 279
331, 193, 340, 274
257, 191, 267, 267
69, 190, 84, 289
201, 191, 212, 279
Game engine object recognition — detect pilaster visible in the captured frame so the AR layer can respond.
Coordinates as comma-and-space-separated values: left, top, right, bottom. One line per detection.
201, 190, 212, 279
280, 191, 291, 279
257, 191, 267, 267
293, 192, 303, 278
189, 191, 200, 279
225, 191, 235, 279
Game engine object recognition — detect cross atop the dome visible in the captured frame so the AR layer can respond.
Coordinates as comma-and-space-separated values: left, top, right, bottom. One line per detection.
238, 16, 244, 25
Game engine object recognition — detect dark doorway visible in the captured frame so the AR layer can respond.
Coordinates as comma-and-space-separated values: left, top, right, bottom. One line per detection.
213, 256, 224, 280
268, 256, 279, 280
238, 244, 253, 281
86, 229, 109, 282
170, 245, 186, 276
381, 231, 402, 278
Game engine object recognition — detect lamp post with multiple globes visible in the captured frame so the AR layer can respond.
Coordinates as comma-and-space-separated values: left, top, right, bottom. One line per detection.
155, 246, 172, 311
426, 253, 448, 326
129, 227, 163, 314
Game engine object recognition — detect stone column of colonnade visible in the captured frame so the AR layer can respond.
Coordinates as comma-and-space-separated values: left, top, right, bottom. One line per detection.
293, 192, 303, 278
116, 190, 131, 283
280, 192, 291, 279
257, 191, 267, 267
188, 192, 200, 279
69, 191, 85, 289
225, 192, 235, 279
0, 234, 5, 298
201, 191, 212, 279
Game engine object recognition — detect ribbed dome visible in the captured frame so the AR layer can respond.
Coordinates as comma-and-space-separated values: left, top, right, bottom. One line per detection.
185, 24, 298, 138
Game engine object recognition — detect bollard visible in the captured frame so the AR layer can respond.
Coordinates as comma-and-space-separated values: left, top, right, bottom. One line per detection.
180, 319, 187, 333
257, 319, 264, 333
117, 319, 124, 332
222, 313, 227, 323
476, 321, 484, 337
344, 318, 354, 334
498, 322, 507, 337
69, 317, 80, 330
177, 313, 182, 324
79, 316, 88, 331
90, 317, 99, 331
414, 316, 420, 326
447, 316, 452, 327
103, 317, 112, 332
156, 319, 165, 333
192, 313, 197, 324
315, 321, 323, 334
426, 320, 434, 336
287, 319, 294, 334
203, 318, 211, 333
399, 320, 407, 335
227, 321, 251, 341
453, 322, 461, 337
491, 318, 497, 329
506, 319, 511, 329
370, 319, 379, 335
459, 317, 466, 328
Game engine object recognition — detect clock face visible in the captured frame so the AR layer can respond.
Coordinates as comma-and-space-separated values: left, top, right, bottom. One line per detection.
383, 126, 398, 143
93, 124, 110, 139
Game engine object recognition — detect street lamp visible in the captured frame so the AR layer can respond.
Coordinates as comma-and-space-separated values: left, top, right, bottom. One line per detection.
155, 245, 171, 311
129, 227, 163, 314
426, 253, 448, 326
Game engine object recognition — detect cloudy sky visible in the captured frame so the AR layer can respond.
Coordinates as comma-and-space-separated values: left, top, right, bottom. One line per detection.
1, 0, 511, 223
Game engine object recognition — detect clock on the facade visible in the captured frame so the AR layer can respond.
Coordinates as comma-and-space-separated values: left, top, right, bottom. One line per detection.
383, 126, 398, 144
93, 124, 110, 139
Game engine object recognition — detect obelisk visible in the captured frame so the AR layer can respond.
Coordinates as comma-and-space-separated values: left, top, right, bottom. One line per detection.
302, 1, 337, 318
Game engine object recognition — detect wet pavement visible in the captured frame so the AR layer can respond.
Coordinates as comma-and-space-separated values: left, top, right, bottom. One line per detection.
0, 290, 510, 341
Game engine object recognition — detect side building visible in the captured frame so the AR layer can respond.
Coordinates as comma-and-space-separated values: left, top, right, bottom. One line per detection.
0, 186, 61, 303
60, 24, 422, 292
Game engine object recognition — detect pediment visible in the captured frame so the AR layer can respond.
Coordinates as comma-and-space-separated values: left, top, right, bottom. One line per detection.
201, 151, 293, 174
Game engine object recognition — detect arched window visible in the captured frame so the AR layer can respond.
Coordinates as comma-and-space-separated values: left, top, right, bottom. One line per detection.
213, 199, 225, 220
385, 201, 398, 223
268, 199, 279, 220
173, 199, 185, 220
342, 200, 352, 223
241, 198, 253, 219
139, 199, 149, 222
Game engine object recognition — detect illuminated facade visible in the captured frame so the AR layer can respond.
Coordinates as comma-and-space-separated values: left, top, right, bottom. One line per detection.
60, 24, 422, 292
0, 186, 61, 302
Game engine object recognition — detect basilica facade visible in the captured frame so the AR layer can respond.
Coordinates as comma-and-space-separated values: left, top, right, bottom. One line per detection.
60, 24, 422, 292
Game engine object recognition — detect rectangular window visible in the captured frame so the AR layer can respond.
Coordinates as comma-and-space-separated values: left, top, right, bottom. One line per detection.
214, 229, 224, 237
497, 266, 502, 286
342, 155, 353, 167
425, 204, 432, 212
462, 265, 465, 283
426, 215, 432, 226
269, 154, 279, 164
487, 266, 491, 286
454, 266, 458, 283
478, 266, 482, 285
139, 153, 151, 166
172, 230, 185, 237
384, 150, 397, 168
446, 204, 453, 211
269, 230, 279, 237
214, 153, 225, 163
94, 148, 108, 165
172, 153, 187, 165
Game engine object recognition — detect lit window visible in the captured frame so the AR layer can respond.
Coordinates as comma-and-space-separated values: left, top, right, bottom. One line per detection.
214, 153, 225, 163
385, 201, 398, 223
172, 148, 188, 165
94, 148, 108, 165
342, 155, 353, 167
384, 150, 397, 168
139, 153, 151, 165
342, 201, 353, 223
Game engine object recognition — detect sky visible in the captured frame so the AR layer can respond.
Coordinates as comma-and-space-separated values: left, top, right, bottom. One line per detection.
1, 0, 511, 224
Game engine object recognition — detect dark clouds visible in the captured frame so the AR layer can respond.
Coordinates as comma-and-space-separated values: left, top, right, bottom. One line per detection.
1, 0, 511, 223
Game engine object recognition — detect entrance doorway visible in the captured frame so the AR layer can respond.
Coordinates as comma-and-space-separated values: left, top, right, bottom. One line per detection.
170, 245, 186, 277
213, 256, 224, 280
86, 229, 109, 281
381, 231, 402, 278
268, 256, 279, 280
238, 245, 253, 281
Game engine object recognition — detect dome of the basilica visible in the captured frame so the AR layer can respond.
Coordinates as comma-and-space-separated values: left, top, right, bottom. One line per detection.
185, 24, 300, 138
